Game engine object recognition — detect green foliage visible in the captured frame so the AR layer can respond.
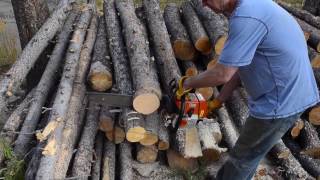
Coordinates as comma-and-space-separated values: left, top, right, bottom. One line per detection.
0, 19, 18, 68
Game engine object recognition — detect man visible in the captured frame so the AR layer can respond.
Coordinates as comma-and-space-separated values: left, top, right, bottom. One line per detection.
182, 0, 319, 179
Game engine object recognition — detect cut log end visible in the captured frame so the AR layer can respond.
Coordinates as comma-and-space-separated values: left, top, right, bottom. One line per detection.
166, 149, 198, 172
185, 67, 198, 77
195, 37, 212, 55
207, 59, 218, 69
309, 106, 320, 125
136, 145, 158, 163
133, 93, 160, 115
158, 140, 170, 150
105, 126, 126, 144
99, 117, 114, 132
173, 40, 196, 61
140, 131, 159, 146
290, 119, 304, 138
89, 72, 113, 92
196, 87, 213, 101
304, 31, 311, 41
215, 36, 227, 55
126, 127, 146, 142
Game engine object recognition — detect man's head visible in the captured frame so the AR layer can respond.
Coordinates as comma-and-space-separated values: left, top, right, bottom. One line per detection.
202, 0, 237, 17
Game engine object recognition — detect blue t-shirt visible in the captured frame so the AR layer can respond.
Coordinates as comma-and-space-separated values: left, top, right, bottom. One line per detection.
219, 0, 319, 119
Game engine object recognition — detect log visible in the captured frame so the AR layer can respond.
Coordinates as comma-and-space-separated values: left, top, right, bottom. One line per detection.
13, 10, 79, 158
179, 60, 198, 76
283, 135, 320, 179
174, 127, 203, 158
104, 0, 145, 143
102, 138, 116, 180
212, 88, 239, 149
105, 124, 126, 144
207, 57, 219, 70
52, 14, 98, 179
166, 149, 198, 172
308, 33, 320, 53
163, 3, 196, 61
309, 106, 320, 125
303, 0, 319, 15
278, 1, 320, 29
25, 141, 46, 180
92, 132, 104, 180
119, 141, 133, 180
158, 114, 170, 150
136, 144, 158, 163
190, 0, 228, 55
99, 106, 114, 133
140, 112, 159, 146
116, 0, 161, 115
180, 2, 212, 55
0, 3, 71, 125
70, 102, 100, 179
124, 110, 146, 142
269, 140, 312, 180
299, 120, 320, 150
88, 16, 113, 92
290, 119, 304, 138
35, 8, 93, 179
224, 88, 249, 130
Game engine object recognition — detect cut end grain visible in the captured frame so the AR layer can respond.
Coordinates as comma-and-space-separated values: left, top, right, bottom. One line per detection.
309, 106, 320, 125
199, 149, 221, 164
133, 93, 160, 115
173, 40, 196, 61
140, 131, 159, 146
126, 127, 146, 142
196, 87, 214, 101
158, 140, 170, 150
195, 36, 212, 55
290, 119, 304, 138
89, 71, 113, 92
137, 145, 158, 163
215, 36, 227, 55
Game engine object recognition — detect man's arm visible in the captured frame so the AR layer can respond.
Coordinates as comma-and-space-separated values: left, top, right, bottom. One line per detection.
183, 63, 238, 89
216, 72, 241, 103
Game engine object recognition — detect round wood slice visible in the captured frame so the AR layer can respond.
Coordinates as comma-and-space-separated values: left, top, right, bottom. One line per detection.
133, 92, 160, 115
309, 106, 320, 125
173, 40, 197, 61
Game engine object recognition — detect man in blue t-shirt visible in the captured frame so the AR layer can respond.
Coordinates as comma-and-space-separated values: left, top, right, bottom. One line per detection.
183, 0, 319, 179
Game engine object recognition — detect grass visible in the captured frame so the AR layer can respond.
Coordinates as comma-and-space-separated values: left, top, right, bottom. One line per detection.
0, 18, 18, 69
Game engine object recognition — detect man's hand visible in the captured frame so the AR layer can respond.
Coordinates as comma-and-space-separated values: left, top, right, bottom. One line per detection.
176, 76, 193, 100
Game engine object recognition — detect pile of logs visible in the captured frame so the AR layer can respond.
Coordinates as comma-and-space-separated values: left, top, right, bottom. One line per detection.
0, 0, 320, 179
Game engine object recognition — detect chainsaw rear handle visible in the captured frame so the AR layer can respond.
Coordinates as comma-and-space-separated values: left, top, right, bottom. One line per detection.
176, 76, 193, 100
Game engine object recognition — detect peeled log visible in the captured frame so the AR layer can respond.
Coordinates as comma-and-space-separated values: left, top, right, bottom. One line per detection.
181, 2, 212, 55
119, 141, 133, 180
13, 10, 78, 159
0, 3, 71, 125
92, 132, 104, 180
102, 139, 116, 180
88, 17, 113, 92
116, 0, 161, 115
104, 0, 145, 143
136, 144, 158, 163
52, 14, 98, 179
140, 112, 159, 146
190, 0, 228, 55
163, 3, 196, 61
309, 106, 320, 125
166, 149, 198, 172
290, 119, 304, 138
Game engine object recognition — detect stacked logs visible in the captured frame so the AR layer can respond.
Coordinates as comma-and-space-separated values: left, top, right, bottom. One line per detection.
0, 0, 320, 179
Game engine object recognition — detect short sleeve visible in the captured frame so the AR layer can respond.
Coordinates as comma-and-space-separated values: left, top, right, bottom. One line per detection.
219, 17, 268, 67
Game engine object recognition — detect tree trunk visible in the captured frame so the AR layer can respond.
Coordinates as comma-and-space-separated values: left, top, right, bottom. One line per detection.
303, 0, 319, 15
158, 114, 170, 150
181, 2, 212, 55
116, 0, 161, 115
52, 14, 98, 179
13, 9, 79, 158
25, 141, 46, 180
35, 8, 93, 179
190, 0, 228, 55
174, 126, 203, 158
105, 123, 126, 144
166, 149, 199, 172
136, 144, 158, 163
92, 132, 104, 180
102, 139, 116, 180
119, 141, 133, 180
11, 0, 49, 48
163, 3, 196, 61
278, 1, 320, 29
140, 112, 159, 146
269, 140, 312, 180
0, 3, 71, 126
88, 16, 113, 92
103, 0, 145, 143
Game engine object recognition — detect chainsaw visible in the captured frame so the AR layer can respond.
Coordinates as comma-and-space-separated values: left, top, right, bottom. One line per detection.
86, 76, 221, 132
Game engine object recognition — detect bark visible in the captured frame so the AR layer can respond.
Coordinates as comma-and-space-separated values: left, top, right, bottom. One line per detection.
212, 88, 239, 149
136, 144, 158, 163
102, 139, 116, 180
269, 140, 312, 180
283, 135, 320, 179
88, 16, 113, 92
298, 120, 320, 150
181, 2, 212, 55
116, 0, 161, 115
174, 126, 203, 158
35, 8, 93, 180
158, 114, 170, 150
163, 3, 196, 61
303, 0, 319, 15
166, 149, 199, 172
140, 112, 159, 146
224, 88, 249, 130
52, 14, 98, 179
0, 3, 71, 125
70, 102, 100, 180
92, 132, 104, 180
103, 0, 145, 143
309, 106, 320, 125
13, 10, 78, 158
278, 1, 320, 29
190, 0, 228, 55
313, 68, 320, 88
11, 0, 50, 48
119, 141, 133, 180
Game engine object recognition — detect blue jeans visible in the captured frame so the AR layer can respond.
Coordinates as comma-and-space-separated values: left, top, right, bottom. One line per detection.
216, 113, 301, 180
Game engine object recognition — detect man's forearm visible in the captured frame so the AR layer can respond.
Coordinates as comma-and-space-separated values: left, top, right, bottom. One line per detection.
217, 72, 241, 102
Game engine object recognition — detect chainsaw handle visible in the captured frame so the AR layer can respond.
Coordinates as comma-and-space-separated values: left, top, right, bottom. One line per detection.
176, 76, 193, 100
